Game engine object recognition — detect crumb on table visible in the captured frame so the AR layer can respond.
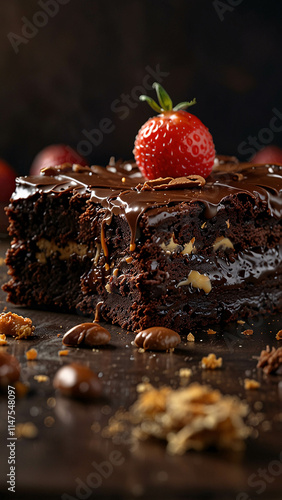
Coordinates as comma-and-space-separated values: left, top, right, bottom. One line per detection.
244, 378, 260, 390
201, 353, 222, 369
187, 333, 195, 342
25, 348, 38, 360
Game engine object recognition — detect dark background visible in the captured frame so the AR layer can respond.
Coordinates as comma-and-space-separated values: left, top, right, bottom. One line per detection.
1, 0, 282, 175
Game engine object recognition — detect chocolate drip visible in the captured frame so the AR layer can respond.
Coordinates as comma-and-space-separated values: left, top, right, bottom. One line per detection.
12, 158, 282, 251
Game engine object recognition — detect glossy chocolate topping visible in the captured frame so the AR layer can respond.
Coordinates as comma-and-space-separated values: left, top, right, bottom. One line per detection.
12, 157, 282, 249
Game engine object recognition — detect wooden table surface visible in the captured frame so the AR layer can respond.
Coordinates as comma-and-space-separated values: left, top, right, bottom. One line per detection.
0, 238, 282, 500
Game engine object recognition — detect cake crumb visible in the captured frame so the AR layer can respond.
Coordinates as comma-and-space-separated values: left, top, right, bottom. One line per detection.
244, 379, 260, 390
57, 334, 61, 337
187, 333, 195, 342
201, 222, 207, 229
237, 320, 245, 325
111, 383, 249, 454
0, 312, 35, 339
207, 329, 216, 335
0, 334, 7, 345
34, 374, 49, 383
15, 422, 38, 439
242, 329, 253, 336
201, 353, 222, 369
179, 368, 192, 378
58, 349, 69, 356
25, 348, 38, 360
276, 330, 282, 340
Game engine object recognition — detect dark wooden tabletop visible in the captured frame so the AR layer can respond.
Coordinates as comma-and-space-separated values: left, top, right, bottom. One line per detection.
0, 238, 282, 500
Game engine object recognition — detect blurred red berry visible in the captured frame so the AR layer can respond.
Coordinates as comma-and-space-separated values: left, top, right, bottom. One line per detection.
30, 144, 87, 175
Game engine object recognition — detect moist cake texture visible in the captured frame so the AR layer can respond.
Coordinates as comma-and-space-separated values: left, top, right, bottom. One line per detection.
3, 157, 282, 333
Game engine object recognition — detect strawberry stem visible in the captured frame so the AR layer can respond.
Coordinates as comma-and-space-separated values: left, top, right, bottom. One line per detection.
139, 82, 196, 113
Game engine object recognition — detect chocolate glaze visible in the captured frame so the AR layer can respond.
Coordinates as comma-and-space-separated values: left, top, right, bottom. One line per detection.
12, 158, 282, 251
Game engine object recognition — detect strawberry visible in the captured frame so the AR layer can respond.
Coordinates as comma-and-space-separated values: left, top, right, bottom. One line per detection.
133, 83, 215, 180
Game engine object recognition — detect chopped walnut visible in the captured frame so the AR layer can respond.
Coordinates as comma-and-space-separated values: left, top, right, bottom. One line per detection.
244, 379, 260, 390
207, 329, 216, 335
276, 330, 282, 340
201, 353, 222, 370
237, 320, 245, 325
25, 349, 37, 360
257, 346, 282, 374
187, 333, 195, 342
0, 312, 35, 339
118, 383, 249, 454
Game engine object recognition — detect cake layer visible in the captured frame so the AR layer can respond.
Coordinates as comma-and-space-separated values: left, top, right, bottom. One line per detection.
3, 158, 282, 332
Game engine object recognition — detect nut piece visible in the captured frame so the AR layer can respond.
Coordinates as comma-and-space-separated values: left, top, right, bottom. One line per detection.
177, 270, 212, 294
53, 363, 102, 400
122, 382, 249, 454
257, 345, 282, 374
0, 352, 20, 387
139, 175, 206, 191
62, 322, 111, 347
135, 326, 181, 351
201, 353, 222, 370
0, 312, 35, 339
213, 237, 234, 252
244, 379, 260, 390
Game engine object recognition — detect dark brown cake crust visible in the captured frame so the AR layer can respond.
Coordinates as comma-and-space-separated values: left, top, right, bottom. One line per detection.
3, 158, 282, 333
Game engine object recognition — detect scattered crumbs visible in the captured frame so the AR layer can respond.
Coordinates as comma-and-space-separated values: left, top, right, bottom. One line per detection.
242, 329, 253, 336
44, 416, 55, 428
0, 334, 7, 345
110, 383, 249, 454
207, 329, 216, 335
92, 348, 100, 353
34, 374, 49, 383
237, 320, 245, 325
58, 349, 69, 356
179, 368, 192, 378
138, 347, 145, 353
60, 325, 63, 329
201, 222, 207, 229
276, 330, 282, 340
15, 422, 38, 439
47, 397, 56, 409
25, 348, 38, 360
244, 379, 260, 390
226, 219, 230, 228
201, 353, 222, 370
57, 334, 61, 338
187, 333, 195, 342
